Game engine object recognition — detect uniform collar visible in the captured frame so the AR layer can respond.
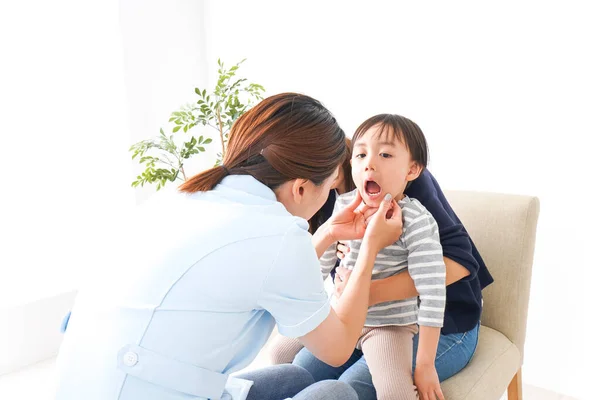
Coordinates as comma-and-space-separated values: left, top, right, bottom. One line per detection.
214, 175, 277, 202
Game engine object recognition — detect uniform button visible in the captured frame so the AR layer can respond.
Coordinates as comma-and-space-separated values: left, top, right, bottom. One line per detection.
123, 351, 139, 367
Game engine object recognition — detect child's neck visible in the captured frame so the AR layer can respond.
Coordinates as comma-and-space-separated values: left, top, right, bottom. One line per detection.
394, 189, 408, 202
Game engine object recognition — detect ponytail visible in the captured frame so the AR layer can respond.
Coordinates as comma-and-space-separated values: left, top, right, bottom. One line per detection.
179, 165, 229, 193
178, 93, 346, 195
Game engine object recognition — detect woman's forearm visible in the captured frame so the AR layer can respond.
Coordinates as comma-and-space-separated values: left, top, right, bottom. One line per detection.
312, 222, 335, 258
369, 257, 470, 306
300, 243, 378, 366
333, 242, 378, 331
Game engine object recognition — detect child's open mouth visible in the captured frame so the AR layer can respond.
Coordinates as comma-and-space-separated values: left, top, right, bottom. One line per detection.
364, 180, 382, 199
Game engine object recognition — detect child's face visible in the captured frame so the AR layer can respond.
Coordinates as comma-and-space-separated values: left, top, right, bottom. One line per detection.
351, 125, 421, 207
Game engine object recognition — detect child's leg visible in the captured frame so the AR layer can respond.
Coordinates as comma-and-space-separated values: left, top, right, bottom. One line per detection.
358, 325, 419, 400
265, 333, 304, 364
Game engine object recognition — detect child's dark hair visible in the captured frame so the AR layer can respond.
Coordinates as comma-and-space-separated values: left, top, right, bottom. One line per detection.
352, 114, 428, 169
308, 137, 355, 234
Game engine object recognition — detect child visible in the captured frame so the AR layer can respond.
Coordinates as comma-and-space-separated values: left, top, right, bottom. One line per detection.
267, 114, 446, 399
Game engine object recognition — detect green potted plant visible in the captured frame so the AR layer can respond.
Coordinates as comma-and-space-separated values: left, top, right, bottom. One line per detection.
129, 59, 265, 190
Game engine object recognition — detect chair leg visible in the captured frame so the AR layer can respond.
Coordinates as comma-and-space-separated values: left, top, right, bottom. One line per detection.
507, 368, 523, 400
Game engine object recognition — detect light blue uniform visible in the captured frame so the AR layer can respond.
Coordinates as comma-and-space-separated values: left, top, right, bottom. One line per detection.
55, 175, 331, 400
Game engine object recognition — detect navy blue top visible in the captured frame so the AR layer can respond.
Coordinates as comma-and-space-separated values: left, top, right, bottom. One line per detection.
328, 169, 493, 334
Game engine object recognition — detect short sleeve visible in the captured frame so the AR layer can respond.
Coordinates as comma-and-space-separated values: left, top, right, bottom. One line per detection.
257, 224, 331, 338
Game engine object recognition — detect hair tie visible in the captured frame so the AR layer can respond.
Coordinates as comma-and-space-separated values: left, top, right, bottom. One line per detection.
221, 165, 230, 175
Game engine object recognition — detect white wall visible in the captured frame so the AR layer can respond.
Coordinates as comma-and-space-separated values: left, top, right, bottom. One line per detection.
204, 1, 599, 398
0, 0, 131, 372
0, 0, 132, 305
0, 0, 216, 375
0, 291, 76, 376
120, 0, 212, 204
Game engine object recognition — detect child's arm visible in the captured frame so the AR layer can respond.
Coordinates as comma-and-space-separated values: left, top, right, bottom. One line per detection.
404, 212, 446, 330
404, 206, 446, 398
319, 242, 338, 280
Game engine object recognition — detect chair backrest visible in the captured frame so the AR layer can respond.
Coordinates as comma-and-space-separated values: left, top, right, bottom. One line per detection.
445, 190, 540, 363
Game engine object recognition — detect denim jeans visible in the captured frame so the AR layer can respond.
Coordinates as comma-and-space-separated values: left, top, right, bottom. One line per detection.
293, 323, 480, 400
236, 364, 358, 400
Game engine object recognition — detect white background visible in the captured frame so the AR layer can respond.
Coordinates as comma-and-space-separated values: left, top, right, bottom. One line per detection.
1, 1, 599, 399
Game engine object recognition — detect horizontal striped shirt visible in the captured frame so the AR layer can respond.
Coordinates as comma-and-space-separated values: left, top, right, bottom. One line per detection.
321, 190, 446, 327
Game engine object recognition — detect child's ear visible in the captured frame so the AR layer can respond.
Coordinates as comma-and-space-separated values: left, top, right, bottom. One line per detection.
407, 161, 424, 182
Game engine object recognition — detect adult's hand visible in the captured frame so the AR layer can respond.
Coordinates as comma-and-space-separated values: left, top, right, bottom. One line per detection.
327, 191, 370, 242
363, 194, 403, 252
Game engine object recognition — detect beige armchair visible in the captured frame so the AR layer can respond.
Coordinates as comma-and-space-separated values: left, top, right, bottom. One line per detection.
440, 191, 540, 400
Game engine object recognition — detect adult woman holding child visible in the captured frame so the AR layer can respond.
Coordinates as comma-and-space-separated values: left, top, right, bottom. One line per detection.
266, 114, 494, 400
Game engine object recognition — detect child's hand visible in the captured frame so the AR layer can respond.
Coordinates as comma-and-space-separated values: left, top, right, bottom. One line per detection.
336, 242, 351, 260
333, 267, 352, 298
414, 363, 445, 400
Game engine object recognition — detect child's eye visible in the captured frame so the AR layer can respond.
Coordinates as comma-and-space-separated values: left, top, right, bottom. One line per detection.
355, 153, 366, 159
380, 153, 392, 158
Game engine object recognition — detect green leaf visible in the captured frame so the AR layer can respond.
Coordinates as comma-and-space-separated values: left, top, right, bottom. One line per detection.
204, 138, 213, 144
195, 88, 201, 95
173, 126, 182, 133
183, 125, 188, 133
199, 147, 205, 152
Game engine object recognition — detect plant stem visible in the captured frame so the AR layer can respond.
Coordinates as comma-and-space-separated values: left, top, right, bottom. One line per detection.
180, 165, 187, 181
216, 105, 225, 157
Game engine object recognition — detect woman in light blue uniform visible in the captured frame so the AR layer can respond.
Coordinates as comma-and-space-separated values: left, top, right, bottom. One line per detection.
55, 93, 403, 400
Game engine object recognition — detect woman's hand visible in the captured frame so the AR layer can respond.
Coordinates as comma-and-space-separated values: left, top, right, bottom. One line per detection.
327, 191, 371, 242
414, 363, 445, 400
362, 194, 403, 252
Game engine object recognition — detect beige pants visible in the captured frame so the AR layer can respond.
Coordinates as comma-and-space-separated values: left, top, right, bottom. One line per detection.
266, 324, 419, 400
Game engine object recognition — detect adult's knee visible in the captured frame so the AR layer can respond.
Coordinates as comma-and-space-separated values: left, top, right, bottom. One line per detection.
294, 380, 358, 400
239, 364, 314, 400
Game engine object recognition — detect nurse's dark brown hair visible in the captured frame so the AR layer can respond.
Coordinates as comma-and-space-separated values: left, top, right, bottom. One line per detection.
179, 92, 347, 192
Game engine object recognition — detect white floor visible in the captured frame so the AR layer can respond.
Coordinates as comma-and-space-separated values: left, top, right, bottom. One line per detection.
0, 357, 579, 400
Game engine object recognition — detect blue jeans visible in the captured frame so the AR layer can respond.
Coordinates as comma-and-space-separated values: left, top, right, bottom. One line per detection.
237, 364, 358, 400
293, 323, 480, 400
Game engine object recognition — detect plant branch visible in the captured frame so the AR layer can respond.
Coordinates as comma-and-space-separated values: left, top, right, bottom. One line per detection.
216, 105, 225, 156
180, 165, 187, 181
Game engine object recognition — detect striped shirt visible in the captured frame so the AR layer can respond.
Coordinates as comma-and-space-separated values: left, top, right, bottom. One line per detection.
321, 190, 446, 327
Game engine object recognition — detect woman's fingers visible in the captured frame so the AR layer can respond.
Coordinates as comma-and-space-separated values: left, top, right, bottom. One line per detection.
362, 207, 378, 223
434, 386, 445, 400
337, 251, 344, 259
371, 193, 393, 221
391, 200, 402, 219
346, 190, 363, 212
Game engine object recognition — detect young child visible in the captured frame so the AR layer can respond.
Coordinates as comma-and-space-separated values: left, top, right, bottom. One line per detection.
267, 114, 446, 399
